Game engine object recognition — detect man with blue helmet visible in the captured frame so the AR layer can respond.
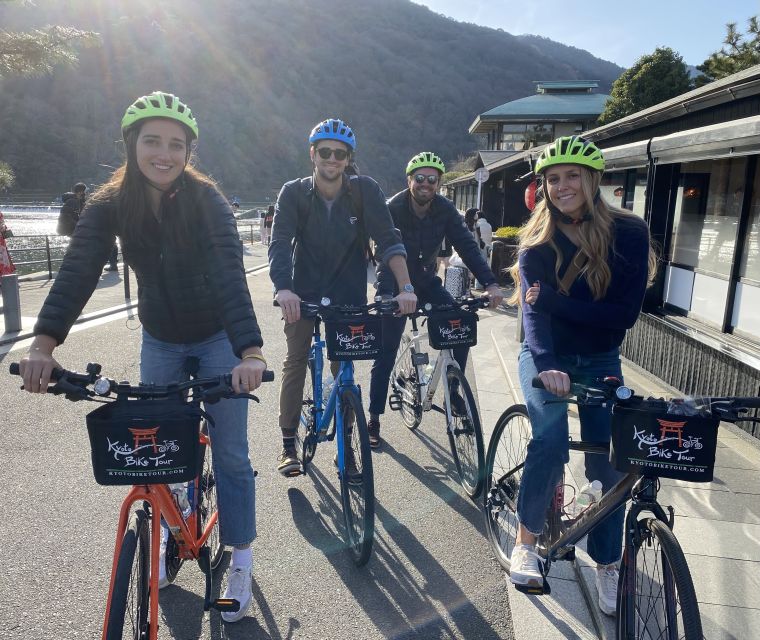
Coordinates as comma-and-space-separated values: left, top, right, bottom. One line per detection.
268, 118, 417, 476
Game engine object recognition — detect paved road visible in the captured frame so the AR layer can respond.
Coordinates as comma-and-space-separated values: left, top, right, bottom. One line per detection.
0, 268, 514, 639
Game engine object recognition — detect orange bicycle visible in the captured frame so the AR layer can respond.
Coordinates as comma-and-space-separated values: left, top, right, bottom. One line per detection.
10, 359, 273, 640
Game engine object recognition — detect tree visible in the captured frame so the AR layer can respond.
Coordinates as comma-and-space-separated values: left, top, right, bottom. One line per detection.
598, 48, 692, 125
695, 16, 760, 87
0, 161, 14, 191
0, 0, 99, 77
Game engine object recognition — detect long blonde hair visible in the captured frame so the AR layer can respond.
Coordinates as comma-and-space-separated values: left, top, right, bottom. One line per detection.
507, 167, 657, 305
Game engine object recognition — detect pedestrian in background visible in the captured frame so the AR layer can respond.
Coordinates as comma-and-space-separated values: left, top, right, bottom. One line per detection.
57, 182, 87, 236
262, 205, 274, 246
0, 210, 15, 275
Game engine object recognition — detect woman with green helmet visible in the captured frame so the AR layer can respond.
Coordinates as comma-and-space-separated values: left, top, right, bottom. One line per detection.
505, 135, 657, 615
19, 91, 266, 623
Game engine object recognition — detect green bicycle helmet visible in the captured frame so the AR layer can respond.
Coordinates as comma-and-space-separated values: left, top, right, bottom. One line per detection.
406, 151, 445, 175
121, 91, 199, 140
534, 136, 604, 174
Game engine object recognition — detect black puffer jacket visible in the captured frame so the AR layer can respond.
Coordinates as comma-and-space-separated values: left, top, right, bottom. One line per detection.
35, 180, 263, 356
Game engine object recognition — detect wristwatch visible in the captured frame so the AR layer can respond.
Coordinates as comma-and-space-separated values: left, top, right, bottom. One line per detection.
402, 283, 415, 294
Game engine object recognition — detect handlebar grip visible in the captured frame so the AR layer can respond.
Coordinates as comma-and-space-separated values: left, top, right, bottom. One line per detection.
532, 376, 545, 389
9, 362, 63, 381
262, 370, 275, 383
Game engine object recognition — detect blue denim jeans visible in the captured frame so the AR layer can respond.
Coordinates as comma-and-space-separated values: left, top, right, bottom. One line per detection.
141, 329, 256, 546
368, 278, 468, 416
517, 343, 625, 565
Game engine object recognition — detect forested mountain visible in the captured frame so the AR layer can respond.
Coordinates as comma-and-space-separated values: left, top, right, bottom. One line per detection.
0, 0, 622, 199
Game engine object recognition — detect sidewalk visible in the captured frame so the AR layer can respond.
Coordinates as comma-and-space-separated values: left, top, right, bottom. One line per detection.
0, 241, 270, 345
470, 307, 760, 640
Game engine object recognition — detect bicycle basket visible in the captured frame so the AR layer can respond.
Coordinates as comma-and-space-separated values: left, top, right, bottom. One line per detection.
324, 313, 383, 361
427, 310, 478, 350
610, 400, 719, 482
86, 398, 202, 486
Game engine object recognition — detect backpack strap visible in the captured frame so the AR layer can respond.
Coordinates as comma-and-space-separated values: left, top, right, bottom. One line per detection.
557, 249, 589, 296
346, 175, 376, 266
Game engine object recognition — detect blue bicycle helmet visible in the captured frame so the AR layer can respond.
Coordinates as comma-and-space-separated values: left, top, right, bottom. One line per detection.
308, 118, 356, 150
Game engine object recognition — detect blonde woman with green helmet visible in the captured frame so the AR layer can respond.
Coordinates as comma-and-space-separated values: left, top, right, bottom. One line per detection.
504, 135, 657, 616
19, 90, 266, 623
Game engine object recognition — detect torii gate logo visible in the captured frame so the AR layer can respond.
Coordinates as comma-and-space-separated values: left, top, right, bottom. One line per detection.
336, 323, 377, 351
105, 424, 180, 468
439, 317, 472, 342
629, 416, 704, 464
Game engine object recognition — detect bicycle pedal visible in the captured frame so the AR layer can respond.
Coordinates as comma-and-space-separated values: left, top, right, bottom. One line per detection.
388, 393, 402, 411
212, 598, 240, 613
514, 580, 551, 596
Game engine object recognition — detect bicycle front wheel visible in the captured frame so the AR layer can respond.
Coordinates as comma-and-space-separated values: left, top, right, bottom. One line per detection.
617, 517, 702, 639
483, 405, 531, 573
197, 422, 225, 569
392, 334, 422, 430
105, 509, 150, 640
445, 366, 485, 499
297, 360, 318, 467
338, 388, 375, 566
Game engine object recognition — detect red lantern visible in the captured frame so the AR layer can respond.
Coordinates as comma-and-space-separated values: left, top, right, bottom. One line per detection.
524, 180, 537, 211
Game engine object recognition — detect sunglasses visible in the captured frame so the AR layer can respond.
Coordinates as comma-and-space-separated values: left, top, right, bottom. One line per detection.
316, 147, 350, 161
413, 174, 439, 185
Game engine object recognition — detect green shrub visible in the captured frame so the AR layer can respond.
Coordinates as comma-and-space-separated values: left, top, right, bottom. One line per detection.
493, 226, 520, 240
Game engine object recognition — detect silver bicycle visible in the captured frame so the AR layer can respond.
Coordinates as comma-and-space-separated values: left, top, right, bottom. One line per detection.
388, 297, 488, 499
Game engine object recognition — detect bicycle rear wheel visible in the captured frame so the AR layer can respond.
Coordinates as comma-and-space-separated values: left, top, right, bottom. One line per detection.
297, 360, 318, 467
392, 335, 422, 430
445, 366, 485, 499
617, 517, 702, 639
197, 423, 225, 569
483, 405, 531, 573
338, 388, 375, 566
105, 509, 150, 640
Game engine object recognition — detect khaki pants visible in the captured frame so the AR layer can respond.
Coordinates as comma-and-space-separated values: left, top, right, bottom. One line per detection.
279, 317, 339, 434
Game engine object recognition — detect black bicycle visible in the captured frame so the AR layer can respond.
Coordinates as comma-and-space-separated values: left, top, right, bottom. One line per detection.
483, 375, 760, 639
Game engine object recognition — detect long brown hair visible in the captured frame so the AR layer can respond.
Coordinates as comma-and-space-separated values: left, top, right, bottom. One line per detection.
88, 120, 217, 247
507, 167, 657, 305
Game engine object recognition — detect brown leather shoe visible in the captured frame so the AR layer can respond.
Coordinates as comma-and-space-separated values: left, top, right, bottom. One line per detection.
368, 419, 382, 449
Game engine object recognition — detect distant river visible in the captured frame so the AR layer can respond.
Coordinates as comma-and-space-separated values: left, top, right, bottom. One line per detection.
0, 205, 60, 236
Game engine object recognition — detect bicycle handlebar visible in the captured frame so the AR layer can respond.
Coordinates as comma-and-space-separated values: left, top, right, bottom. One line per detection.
273, 297, 398, 317
10, 362, 274, 403
409, 295, 490, 318
530, 375, 760, 424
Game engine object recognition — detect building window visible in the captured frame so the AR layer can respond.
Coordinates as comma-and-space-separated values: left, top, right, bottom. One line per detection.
600, 171, 626, 206
625, 169, 648, 218
499, 123, 554, 151
670, 158, 745, 277
732, 162, 760, 341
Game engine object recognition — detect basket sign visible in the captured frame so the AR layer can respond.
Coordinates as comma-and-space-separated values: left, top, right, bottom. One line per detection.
610, 403, 719, 482
86, 399, 202, 486
427, 310, 478, 350
325, 314, 382, 361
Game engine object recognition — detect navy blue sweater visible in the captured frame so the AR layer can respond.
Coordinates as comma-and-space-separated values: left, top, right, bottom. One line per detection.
519, 214, 650, 373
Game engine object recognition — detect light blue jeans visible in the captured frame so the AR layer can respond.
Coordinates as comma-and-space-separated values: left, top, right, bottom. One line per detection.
517, 343, 625, 565
141, 329, 256, 546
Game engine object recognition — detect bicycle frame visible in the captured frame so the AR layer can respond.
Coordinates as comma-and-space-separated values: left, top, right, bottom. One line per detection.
305, 316, 361, 472
101, 430, 215, 640
407, 314, 459, 424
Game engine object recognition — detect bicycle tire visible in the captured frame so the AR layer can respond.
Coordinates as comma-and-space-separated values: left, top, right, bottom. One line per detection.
105, 509, 150, 640
617, 517, 702, 639
298, 360, 318, 467
445, 366, 485, 499
197, 422, 225, 569
483, 405, 532, 573
338, 388, 375, 566
392, 335, 423, 430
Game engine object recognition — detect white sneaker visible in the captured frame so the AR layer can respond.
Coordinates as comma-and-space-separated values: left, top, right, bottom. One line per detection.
158, 526, 169, 589
596, 564, 619, 615
509, 544, 544, 587
221, 565, 253, 623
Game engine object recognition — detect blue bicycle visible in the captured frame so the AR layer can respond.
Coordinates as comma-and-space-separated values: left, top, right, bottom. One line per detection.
295, 298, 395, 566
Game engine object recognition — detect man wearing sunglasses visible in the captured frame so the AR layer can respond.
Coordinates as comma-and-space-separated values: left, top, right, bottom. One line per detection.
367, 152, 503, 448
268, 118, 417, 476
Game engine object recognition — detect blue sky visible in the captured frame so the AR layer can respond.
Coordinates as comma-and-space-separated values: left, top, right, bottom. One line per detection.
413, 0, 758, 68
